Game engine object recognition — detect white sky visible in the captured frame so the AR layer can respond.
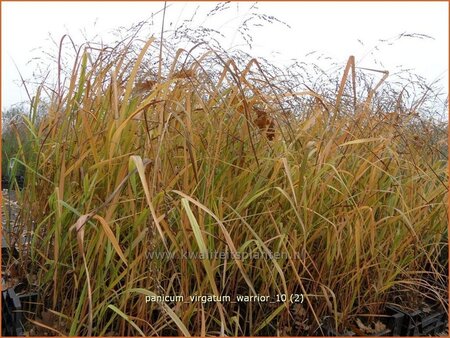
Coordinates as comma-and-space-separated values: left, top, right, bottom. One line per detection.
2, 1, 449, 110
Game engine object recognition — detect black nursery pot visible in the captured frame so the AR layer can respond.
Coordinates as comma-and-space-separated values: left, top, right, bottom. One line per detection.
2, 284, 38, 336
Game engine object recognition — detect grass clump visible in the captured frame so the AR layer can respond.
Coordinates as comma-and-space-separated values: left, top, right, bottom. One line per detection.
8, 31, 448, 336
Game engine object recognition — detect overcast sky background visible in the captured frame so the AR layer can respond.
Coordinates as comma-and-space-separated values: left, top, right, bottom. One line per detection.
2, 1, 448, 110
